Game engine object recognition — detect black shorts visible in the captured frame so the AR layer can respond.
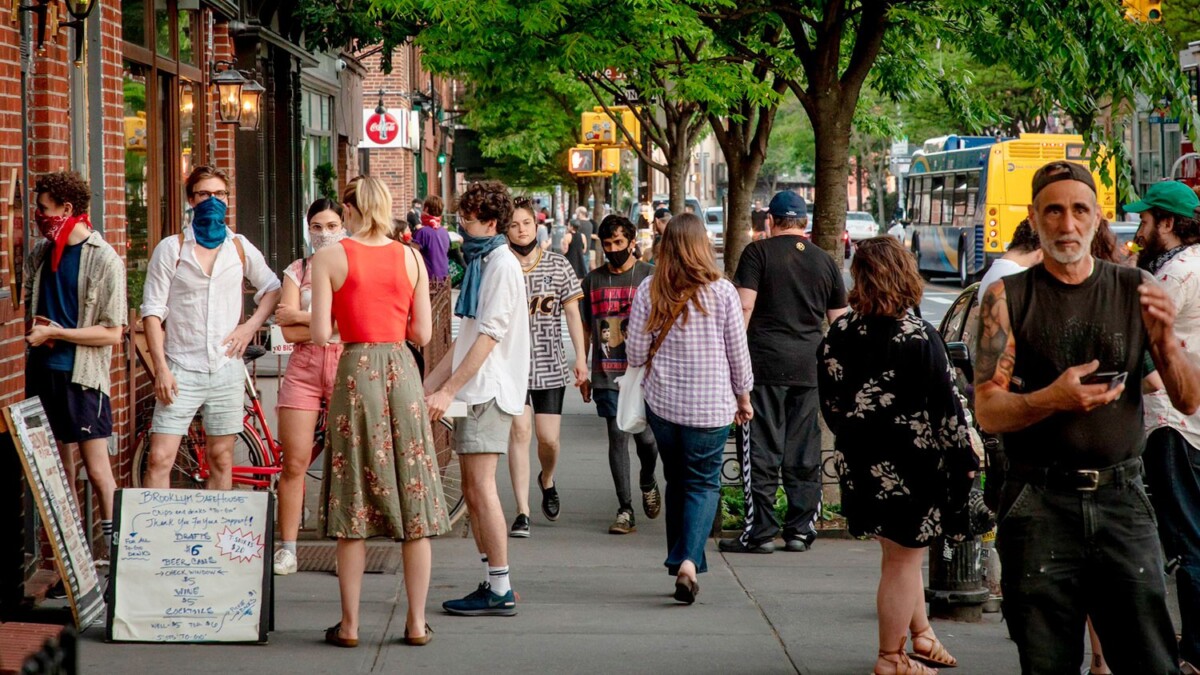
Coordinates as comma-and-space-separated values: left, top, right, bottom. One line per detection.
27, 369, 112, 444
526, 387, 566, 416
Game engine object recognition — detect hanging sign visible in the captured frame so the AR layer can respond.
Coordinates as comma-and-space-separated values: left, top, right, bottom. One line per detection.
361, 108, 407, 149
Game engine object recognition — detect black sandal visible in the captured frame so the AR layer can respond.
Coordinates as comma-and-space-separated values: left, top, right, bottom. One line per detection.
673, 577, 699, 604
324, 622, 358, 648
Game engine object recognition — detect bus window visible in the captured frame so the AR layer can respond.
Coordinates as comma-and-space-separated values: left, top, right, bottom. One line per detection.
930, 176, 944, 225
966, 172, 980, 216
919, 176, 932, 224
953, 174, 971, 217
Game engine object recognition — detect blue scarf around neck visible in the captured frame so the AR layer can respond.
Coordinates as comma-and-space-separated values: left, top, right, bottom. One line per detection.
455, 232, 509, 319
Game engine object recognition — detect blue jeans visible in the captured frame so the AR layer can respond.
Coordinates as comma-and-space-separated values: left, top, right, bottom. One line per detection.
646, 405, 726, 576
997, 469, 1178, 675
1144, 427, 1200, 666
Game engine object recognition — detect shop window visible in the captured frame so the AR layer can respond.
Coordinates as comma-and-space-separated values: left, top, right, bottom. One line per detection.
122, 0, 146, 48
123, 62, 150, 304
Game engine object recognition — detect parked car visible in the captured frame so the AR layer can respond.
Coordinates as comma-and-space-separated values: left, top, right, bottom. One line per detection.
704, 207, 725, 252
627, 196, 703, 224
845, 211, 881, 241
804, 219, 854, 259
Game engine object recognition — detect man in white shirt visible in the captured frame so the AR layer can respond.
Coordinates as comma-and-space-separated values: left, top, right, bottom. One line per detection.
1126, 180, 1200, 671
140, 166, 281, 490
425, 180, 529, 617
975, 219, 1042, 305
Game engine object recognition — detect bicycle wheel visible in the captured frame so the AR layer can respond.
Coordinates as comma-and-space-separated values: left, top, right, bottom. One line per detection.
231, 421, 274, 491
437, 418, 466, 526
131, 418, 206, 489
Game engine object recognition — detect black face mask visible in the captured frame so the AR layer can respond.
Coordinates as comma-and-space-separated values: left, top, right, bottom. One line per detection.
510, 239, 539, 257
605, 247, 632, 268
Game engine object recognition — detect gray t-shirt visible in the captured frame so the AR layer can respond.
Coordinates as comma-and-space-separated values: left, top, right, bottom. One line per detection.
580, 261, 654, 390
523, 250, 583, 390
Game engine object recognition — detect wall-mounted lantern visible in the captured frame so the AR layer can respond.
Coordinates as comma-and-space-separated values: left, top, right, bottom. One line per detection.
61, 0, 98, 64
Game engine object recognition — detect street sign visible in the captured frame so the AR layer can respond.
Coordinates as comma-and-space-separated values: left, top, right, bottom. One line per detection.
601, 67, 626, 81
622, 87, 640, 103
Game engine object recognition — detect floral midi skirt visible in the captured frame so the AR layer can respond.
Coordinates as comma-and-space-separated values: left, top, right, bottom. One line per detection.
319, 343, 451, 541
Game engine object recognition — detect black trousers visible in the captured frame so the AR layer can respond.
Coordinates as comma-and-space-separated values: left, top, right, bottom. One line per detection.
735, 385, 821, 544
997, 472, 1178, 675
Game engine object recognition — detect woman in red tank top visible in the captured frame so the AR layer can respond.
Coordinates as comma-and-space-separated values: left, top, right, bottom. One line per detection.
310, 177, 449, 648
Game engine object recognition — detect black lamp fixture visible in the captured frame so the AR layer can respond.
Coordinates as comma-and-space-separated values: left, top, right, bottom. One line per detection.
10, 0, 59, 54
210, 61, 265, 131
61, 0, 98, 65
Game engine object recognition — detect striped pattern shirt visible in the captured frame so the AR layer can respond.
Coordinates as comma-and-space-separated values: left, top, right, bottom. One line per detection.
626, 278, 753, 428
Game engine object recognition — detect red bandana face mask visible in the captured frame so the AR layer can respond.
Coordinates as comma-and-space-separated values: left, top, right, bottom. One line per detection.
35, 211, 90, 271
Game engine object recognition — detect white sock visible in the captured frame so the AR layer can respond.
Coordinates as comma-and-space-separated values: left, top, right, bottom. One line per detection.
480, 554, 489, 585
488, 566, 511, 596
282, 541, 297, 555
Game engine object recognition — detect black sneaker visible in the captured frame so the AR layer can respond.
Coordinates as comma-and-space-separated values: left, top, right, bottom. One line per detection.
46, 580, 68, 599
718, 537, 775, 554
443, 583, 517, 617
538, 472, 560, 521
509, 513, 531, 538
783, 531, 816, 552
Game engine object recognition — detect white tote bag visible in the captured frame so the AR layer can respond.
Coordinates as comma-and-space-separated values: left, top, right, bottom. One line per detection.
615, 366, 648, 433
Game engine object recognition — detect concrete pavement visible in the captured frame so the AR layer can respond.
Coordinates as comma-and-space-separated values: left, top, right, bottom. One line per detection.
74, 386, 1038, 674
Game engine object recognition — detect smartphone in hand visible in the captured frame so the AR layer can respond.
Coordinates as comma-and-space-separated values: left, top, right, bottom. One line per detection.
1082, 371, 1128, 390
31, 316, 62, 349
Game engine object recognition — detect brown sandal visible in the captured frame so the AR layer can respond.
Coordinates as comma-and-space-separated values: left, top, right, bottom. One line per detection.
910, 628, 957, 668
324, 622, 358, 648
402, 623, 433, 646
873, 637, 938, 675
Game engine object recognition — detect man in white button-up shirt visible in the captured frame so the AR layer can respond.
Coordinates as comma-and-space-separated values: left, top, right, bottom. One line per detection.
140, 166, 281, 490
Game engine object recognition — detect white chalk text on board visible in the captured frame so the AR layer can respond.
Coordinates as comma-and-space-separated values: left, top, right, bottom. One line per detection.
108, 488, 273, 643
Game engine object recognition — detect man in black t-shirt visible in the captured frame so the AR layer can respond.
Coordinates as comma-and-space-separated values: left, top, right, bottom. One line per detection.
720, 191, 848, 554
976, 161, 1200, 674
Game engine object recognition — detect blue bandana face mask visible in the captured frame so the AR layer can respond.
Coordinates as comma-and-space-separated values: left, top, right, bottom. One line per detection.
192, 196, 228, 249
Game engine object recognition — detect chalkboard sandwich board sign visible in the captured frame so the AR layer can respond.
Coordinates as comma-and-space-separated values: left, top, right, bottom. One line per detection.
5, 397, 105, 629
107, 489, 274, 643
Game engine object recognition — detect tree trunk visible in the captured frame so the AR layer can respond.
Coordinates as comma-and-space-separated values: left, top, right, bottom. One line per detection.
876, 152, 888, 227
810, 104, 855, 260
576, 178, 592, 215
855, 155, 864, 211
724, 161, 756, 277
591, 177, 605, 224
667, 152, 689, 215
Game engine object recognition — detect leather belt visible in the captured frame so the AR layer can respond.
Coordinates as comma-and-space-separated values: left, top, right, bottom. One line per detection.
1006, 457, 1142, 492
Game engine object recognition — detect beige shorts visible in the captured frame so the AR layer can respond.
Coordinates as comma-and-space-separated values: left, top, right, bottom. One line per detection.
454, 399, 514, 455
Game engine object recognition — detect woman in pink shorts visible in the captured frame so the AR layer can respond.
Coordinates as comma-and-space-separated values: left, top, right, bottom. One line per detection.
272, 198, 347, 575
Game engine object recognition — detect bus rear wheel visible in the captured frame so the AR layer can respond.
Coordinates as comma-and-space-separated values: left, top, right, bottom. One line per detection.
913, 236, 932, 281
958, 240, 971, 288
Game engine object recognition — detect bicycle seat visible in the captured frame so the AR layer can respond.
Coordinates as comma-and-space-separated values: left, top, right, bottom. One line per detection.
243, 345, 268, 364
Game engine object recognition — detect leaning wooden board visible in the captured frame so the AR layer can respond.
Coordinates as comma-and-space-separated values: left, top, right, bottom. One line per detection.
5, 397, 105, 629
107, 488, 273, 643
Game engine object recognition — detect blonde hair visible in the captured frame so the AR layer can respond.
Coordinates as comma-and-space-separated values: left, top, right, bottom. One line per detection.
352, 176, 394, 239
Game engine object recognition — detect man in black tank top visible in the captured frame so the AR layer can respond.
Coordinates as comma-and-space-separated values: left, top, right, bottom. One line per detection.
975, 161, 1200, 675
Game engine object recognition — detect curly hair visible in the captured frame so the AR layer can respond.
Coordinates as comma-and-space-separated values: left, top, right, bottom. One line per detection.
512, 196, 537, 220
598, 214, 637, 243
1149, 207, 1200, 247
456, 180, 514, 234
848, 236, 924, 318
34, 171, 90, 214
184, 165, 230, 197
1008, 219, 1040, 253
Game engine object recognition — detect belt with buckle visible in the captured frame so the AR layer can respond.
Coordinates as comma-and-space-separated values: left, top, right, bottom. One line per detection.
1007, 457, 1142, 492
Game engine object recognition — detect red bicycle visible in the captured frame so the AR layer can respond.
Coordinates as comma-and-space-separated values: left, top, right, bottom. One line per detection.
130, 345, 466, 524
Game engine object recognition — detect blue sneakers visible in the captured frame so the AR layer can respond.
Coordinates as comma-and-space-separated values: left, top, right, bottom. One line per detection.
443, 583, 518, 617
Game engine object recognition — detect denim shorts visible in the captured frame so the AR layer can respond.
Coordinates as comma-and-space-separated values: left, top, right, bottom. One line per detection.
151, 360, 245, 436
454, 399, 513, 455
593, 387, 619, 418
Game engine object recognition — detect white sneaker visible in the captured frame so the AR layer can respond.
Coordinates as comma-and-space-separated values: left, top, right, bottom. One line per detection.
273, 548, 298, 575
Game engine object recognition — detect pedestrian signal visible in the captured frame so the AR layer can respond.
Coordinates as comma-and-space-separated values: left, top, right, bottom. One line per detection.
599, 147, 621, 173
569, 147, 596, 174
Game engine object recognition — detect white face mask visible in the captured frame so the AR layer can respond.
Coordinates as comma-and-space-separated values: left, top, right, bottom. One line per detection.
310, 229, 346, 253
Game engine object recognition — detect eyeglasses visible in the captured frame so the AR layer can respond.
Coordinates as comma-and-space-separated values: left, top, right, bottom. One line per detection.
193, 190, 230, 200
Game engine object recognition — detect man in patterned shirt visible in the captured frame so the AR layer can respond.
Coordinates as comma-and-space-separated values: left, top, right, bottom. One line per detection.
504, 198, 588, 537
581, 215, 662, 534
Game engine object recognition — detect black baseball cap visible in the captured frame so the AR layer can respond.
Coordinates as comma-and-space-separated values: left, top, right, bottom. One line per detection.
768, 191, 807, 218
1031, 161, 1096, 200
654, 208, 671, 220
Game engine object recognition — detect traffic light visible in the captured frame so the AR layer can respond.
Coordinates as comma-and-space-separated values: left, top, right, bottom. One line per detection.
437, 151, 447, 165
1123, 0, 1162, 22
599, 147, 621, 173
568, 146, 595, 174
581, 107, 641, 148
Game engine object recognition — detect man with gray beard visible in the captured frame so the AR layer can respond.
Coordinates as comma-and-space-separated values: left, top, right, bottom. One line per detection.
975, 161, 1200, 674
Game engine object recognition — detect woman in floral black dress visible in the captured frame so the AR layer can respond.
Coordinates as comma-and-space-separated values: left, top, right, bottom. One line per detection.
818, 237, 978, 675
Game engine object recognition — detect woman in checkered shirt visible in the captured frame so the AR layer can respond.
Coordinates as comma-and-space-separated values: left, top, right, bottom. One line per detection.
625, 212, 754, 605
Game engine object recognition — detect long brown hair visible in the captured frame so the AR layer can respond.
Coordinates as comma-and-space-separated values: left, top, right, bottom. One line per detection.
1091, 218, 1120, 263
848, 236, 923, 318
647, 213, 722, 331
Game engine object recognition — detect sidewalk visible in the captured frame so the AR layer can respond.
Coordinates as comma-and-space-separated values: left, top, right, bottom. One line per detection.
77, 392, 1025, 674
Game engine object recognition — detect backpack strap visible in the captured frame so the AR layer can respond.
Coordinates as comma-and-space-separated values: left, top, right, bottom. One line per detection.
175, 231, 247, 273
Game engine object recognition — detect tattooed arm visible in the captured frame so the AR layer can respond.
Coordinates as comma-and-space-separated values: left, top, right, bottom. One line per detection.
974, 279, 1123, 433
